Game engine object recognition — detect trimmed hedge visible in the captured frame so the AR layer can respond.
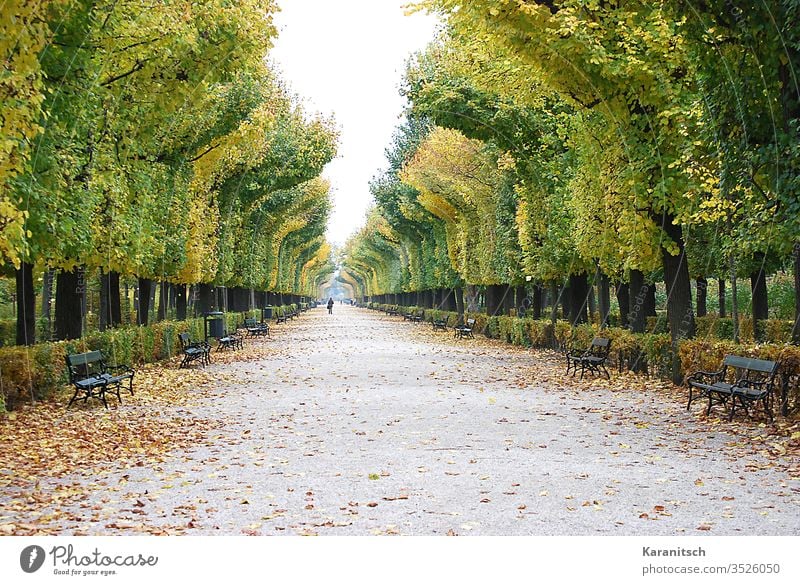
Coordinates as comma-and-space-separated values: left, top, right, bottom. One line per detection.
371, 302, 800, 413
0, 307, 291, 412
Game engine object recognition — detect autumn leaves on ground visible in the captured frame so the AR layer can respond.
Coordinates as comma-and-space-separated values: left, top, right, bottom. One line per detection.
1, 306, 798, 536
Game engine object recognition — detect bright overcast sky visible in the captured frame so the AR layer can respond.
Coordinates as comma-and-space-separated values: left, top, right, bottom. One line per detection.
270, 1, 440, 247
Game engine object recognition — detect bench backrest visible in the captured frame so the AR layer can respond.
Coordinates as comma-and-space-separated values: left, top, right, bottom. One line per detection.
465, 318, 476, 328
244, 318, 257, 327
589, 337, 611, 356
722, 355, 778, 375
66, 350, 105, 380
178, 332, 192, 348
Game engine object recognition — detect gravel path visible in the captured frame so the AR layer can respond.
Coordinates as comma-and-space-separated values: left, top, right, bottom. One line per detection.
28, 305, 800, 535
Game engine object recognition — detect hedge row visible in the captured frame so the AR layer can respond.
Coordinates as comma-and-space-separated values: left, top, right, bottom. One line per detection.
368, 303, 800, 413
0, 305, 297, 412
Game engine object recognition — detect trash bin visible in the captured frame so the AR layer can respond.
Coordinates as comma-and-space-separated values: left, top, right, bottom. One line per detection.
262, 306, 274, 320
204, 311, 225, 340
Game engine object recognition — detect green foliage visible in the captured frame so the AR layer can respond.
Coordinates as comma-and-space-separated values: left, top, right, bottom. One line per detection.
2, 0, 337, 315
347, 1, 800, 349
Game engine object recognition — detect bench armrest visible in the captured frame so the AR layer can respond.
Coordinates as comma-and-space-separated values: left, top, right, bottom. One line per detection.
733, 377, 768, 389
185, 342, 205, 350
686, 369, 723, 384
565, 346, 588, 357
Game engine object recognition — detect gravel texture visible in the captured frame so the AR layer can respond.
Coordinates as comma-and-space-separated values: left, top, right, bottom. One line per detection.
23, 305, 800, 535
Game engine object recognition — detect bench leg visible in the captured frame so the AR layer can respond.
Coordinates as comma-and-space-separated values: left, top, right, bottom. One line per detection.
99, 386, 109, 409
728, 396, 737, 421
763, 395, 774, 423
67, 388, 82, 410
110, 383, 122, 406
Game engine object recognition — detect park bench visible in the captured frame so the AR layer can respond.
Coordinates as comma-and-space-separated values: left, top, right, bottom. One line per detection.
402, 310, 415, 321
65, 350, 134, 409
178, 333, 211, 368
432, 317, 448, 331
686, 355, 777, 421
413, 309, 425, 323
215, 328, 243, 351
242, 317, 270, 338
565, 337, 612, 380
454, 318, 475, 339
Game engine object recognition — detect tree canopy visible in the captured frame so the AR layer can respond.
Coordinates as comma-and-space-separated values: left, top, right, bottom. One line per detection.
342, 0, 800, 345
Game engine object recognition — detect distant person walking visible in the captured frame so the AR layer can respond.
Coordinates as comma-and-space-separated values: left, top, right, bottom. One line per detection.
327, 297, 334, 314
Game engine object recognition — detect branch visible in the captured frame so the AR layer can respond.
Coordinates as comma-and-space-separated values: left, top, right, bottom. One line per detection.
101, 59, 149, 86
187, 143, 221, 163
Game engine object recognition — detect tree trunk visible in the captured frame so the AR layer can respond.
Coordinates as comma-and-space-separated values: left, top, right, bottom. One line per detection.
156, 281, 168, 321
629, 269, 646, 333
598, 273, 611, 328
465, 284, 479, 313
443, 288, 456, 311
645, 283, 657, 317
550, 282, 559, 323
485, 284, 503, 317
696, 277, 708, 318
15, 262, 35, 346
560, 282, 570, 320
100, 270, 110, 331
718, 278, 726, 317
616, 282, 630, 328
568, 273, 589, 325
110, 271, 121, 326
216, 286, 227, 312
501, 284, 514, 316
175, 284, 187, 320
197, 283, 213, 315
513, 285, 526, 317
55, 268, 84, 340
125, 281, 131, 324
532, 284, 542, 320
453, 288, 462, 321
660, 218, 695, 383
750, 254, 768, 339
137, 277, 153, 326
41, 269, 55, 341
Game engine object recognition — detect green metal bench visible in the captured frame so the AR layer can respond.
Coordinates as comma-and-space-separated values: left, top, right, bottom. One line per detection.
65, 350, 134, 409
454, 318, 475, 339
179, 333, 211, 368
565, 337, 612, 380
686, 355, 777, 421
242, 317, 270, 338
